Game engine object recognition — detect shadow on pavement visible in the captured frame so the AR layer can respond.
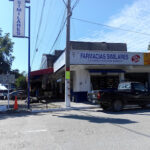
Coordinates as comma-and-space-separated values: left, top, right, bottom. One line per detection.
113, 123, 150, 138
100, 107, 150, 115
0, 111, 45, 120
58, 114, 137, 124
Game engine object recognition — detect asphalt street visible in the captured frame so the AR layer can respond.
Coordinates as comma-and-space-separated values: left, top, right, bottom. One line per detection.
0, 107, 150, 150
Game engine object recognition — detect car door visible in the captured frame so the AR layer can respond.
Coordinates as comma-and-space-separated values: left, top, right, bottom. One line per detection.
118, 83, 132, 104
131, 83, 147, 104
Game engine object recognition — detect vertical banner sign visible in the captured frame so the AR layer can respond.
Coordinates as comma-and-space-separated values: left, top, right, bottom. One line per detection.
66, 71, 70, 79
13, 0, 25, 37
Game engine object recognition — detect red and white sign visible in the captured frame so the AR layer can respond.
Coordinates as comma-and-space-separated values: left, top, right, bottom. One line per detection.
132, 55, 141, 63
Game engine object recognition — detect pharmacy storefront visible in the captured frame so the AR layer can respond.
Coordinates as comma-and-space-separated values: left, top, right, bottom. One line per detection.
53, 49, 150, 102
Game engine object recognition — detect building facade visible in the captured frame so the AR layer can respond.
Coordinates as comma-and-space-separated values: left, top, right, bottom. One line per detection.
31, 41, 150, 101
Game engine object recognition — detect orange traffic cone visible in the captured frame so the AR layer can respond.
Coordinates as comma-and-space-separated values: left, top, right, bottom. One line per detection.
14, 96, 18, 110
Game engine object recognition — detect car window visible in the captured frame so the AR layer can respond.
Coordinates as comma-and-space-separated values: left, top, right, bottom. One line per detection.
118, 83, 131, 90
132, 83, 147, 92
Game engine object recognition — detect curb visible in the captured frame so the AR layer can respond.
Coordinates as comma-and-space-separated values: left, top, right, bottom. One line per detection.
31, 105, 99, 113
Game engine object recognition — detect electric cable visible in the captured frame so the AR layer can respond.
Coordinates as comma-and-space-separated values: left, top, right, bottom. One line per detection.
31, 0, 46, 68
49, 18, 67, 54
48, 8, 67, 54
72, 17, 150, 36
36, 0, 53, 49
72, 0, 80, 11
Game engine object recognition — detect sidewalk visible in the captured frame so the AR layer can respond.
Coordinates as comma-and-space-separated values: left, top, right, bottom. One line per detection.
0, 99, 99, 113
31, 101, 99, 113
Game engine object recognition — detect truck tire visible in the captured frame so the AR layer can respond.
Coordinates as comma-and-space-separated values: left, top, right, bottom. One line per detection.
112, 100, 123, 112
139, 104, 147, 108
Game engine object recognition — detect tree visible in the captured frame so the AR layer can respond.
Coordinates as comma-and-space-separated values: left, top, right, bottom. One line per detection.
15, 74, 27, 90
0, 29, 14, 74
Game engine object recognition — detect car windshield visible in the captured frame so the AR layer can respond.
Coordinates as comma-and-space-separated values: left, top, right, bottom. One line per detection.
132, 83, 147, 92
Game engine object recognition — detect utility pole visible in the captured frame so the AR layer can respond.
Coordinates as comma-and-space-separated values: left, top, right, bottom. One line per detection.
65, 0, 71, 107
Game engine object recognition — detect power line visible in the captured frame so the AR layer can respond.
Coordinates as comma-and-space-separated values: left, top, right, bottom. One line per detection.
72, 17, 150, 36
48, 0, 80, 54
47, 5, 66, 53
72, 0, 80, 11
48, 5, 67, 54
36, 0, 54, 49
31, 1, 40, 53
31, 0, 46, 68
62, 0, 67, 7
49, 18, 67, 54
32, 1, 66, 69
32, 0, 80, 68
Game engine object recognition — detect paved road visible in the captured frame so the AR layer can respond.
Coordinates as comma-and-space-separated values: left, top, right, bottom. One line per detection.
0, 107, 150, 150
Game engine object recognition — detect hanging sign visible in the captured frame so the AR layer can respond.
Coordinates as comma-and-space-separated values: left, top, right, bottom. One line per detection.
13, 0, 25, 37
0, 74, 15, 84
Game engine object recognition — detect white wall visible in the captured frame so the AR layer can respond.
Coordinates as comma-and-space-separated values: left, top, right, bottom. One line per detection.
54, 52, 65, 72
73, 69, 91, 92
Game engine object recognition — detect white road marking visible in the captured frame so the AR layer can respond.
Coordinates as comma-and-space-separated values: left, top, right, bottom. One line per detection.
24, 129, 48, 133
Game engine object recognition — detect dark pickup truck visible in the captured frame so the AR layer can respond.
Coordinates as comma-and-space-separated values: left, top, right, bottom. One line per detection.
98, 82, 150, 111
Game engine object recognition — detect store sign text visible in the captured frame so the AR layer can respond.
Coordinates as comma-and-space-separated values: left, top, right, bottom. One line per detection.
70, 50, 144, 65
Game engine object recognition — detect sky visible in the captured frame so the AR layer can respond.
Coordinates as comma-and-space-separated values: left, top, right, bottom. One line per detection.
0, 0, 150, 73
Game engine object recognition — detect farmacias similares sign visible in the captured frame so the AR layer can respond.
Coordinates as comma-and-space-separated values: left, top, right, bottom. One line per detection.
70, 50, 144, 65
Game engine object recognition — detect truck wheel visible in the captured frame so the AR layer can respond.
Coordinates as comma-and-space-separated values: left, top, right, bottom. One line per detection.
139, 104, 147, 108
112, 100, 123, 112
101, 104, 110, 110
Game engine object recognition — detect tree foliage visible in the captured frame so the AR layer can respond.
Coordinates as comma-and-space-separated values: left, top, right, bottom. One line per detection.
15, 73, 27, 90
0, 29, 14, 74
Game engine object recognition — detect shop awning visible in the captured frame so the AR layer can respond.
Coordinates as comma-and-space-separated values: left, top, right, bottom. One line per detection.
30, 68, 53, 77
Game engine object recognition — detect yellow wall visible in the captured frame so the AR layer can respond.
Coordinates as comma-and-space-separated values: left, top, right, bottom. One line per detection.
144, 53, 150, 65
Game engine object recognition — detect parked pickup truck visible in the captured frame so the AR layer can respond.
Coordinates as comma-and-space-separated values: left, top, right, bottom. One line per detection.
97, 82, 150, 111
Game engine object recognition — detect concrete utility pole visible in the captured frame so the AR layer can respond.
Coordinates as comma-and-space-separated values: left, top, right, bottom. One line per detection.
65, 0, 71, 107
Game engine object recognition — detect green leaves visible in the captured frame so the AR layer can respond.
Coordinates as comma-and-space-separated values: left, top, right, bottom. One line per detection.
0, 30, 14, 74
15, 75, 27, 89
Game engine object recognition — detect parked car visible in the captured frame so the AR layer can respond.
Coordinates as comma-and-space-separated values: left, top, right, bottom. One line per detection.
0, 90, 8, 100
87, 90, 99, 103
87, 88, 117, 103
97, 82, 150, 111
9, 90, 27, 100
0, 84, 8, 100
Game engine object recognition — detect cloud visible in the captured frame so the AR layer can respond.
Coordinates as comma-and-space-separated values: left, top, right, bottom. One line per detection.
80, 0, 150, 52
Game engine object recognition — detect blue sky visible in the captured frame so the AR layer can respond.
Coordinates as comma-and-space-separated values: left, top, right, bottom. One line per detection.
1, 0, 150, 73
